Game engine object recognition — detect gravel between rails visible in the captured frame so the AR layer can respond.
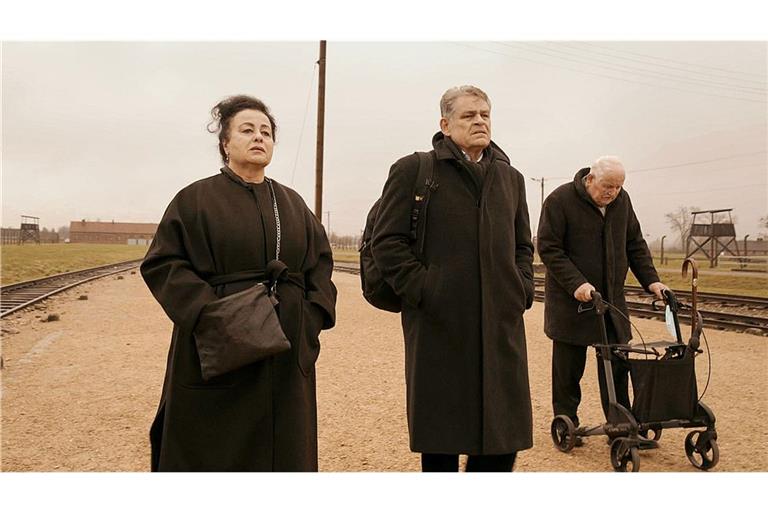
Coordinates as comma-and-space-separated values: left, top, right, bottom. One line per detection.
1, 271, 766, 472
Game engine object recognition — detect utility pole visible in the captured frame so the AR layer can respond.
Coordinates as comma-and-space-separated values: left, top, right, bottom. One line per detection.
529, 177, 546, 208
314, 40, 327, 220
325, 211, 332, 236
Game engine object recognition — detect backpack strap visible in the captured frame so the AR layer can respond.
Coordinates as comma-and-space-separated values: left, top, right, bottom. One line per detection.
410, 151, 438, 255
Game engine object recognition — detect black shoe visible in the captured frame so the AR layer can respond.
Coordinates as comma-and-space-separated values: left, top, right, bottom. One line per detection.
574, 436, 584, 447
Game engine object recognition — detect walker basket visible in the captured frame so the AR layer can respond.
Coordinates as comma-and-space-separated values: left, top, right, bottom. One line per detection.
629, 351, 698, 424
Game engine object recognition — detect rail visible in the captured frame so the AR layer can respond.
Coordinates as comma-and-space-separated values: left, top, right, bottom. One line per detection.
335, 262, 767, 334
0, 259, 143, 318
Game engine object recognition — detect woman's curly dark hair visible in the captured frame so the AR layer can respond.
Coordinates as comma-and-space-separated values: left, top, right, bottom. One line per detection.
207, 95, 278, 163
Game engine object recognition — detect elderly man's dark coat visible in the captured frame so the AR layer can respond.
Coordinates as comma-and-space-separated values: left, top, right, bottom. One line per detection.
371, 132, 535, 455
537, 167, 659, 346
141, 167, 336, 471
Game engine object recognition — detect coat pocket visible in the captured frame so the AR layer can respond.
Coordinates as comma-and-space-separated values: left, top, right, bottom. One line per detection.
507, 266, 529, 313
420, 264, 442, 315
297, 299, 323, 377
517, 268, 535, 309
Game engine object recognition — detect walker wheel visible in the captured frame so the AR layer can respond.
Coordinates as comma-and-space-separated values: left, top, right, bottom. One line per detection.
610, 438, 641, 472
639, 427, 663, 442
685, 431, 719, 470
551, 415, 577, 452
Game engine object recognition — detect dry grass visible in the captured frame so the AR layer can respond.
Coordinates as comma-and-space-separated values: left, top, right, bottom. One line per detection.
332, 248, 359, 264
625, 269, 767, 297
0, 244, 148, 285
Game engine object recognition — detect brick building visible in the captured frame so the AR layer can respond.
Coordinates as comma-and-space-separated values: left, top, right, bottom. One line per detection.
69, 220, 158, 245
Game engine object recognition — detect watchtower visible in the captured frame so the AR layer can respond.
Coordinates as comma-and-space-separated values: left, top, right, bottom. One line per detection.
19, 215, 41, 244
685, 208, 740, 267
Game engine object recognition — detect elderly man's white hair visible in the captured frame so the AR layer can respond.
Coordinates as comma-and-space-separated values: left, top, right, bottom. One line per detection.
589, 155, 626, 181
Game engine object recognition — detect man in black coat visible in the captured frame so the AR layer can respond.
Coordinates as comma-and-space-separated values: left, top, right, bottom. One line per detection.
371, 85, 535, 472
537, 156, 668, 438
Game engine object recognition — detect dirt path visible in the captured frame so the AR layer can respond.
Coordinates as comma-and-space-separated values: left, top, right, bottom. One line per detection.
2, 271, 766, 471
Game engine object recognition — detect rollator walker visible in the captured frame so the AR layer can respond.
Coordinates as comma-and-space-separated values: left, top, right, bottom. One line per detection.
550, 259, 718, 472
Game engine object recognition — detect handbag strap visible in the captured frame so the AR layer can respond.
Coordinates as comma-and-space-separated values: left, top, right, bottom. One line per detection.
266, 177, 281, 261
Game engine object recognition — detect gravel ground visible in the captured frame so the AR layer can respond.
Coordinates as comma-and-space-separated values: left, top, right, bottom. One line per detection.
1, 270, 766, 472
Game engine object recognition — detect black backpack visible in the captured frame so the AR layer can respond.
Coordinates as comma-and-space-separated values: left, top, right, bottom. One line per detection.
359, 151, 437, 312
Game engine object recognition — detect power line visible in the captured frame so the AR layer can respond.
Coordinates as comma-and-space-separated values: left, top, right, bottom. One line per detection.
290, 61, 318, 186
582, 42, 767, 80
651, 181, 767, 197
501, 42, 765, 95
451, 42, 767, 105
560, 42, 767, 87
630, 151, 767, 173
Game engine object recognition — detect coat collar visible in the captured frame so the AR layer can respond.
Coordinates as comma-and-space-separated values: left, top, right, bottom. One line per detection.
221, 165, 271, 189
431, 132, 510, 165
573, 167, 592, 203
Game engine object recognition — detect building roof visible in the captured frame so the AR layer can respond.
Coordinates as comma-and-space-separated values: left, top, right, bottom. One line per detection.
69, 220, 158, 235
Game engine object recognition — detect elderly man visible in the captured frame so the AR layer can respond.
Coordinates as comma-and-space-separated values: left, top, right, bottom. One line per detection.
537, 156, 668, 440
371, 85, 534, 472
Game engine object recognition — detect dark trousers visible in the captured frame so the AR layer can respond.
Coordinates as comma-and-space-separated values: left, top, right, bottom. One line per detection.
552, 340, 630, 426
421, 453, 517, 472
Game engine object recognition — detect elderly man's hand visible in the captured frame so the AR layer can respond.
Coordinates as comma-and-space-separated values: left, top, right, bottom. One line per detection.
573, 282, 596, 303
648, 281, 669, 300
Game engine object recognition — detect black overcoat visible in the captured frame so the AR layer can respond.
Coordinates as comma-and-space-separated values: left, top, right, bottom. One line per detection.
141, 167, 336, 471
537, 167, 659, 346
371, 133, 535, 455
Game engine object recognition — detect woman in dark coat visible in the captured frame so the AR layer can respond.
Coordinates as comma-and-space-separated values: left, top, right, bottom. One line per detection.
141, 95, 336, 471
371, 104, 535, 468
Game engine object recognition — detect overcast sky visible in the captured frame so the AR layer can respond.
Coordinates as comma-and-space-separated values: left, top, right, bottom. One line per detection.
1, 1, 767, 505
2, 40, 766, 242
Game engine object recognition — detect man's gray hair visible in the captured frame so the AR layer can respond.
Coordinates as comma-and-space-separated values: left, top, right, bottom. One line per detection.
440, 85, 491, 118
589, 155, 625, 181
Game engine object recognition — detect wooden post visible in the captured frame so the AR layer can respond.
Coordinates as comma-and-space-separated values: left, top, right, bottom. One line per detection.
314, 40, 327, 219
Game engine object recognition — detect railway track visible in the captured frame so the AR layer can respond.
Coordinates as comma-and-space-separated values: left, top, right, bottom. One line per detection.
2, 259, 764, 334
334, 262, 768, 335
535, 277, 768, 311
0, 259, 143, 318
624, 300, 767, 333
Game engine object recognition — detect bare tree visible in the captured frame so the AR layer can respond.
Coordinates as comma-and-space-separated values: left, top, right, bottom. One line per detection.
759, 215, 768, 238
665, 205, 700, 249
328, 232, 361, 250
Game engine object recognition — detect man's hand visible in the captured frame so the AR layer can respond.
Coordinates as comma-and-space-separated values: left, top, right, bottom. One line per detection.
573, 282, 596, 303
648, 282, 669, 300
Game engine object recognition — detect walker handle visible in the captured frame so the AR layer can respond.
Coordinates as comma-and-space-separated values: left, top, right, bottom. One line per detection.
662, 288, 679, 313
662, 289, 684, 343
590, 290, 606, 315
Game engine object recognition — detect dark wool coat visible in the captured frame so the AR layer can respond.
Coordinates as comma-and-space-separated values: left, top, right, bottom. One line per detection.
371, 132, 535, 455
537, 167, 660, 346
141, 167, 336, 472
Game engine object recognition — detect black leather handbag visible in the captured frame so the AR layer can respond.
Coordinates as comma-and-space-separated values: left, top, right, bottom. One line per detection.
193, 278, 290, 381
